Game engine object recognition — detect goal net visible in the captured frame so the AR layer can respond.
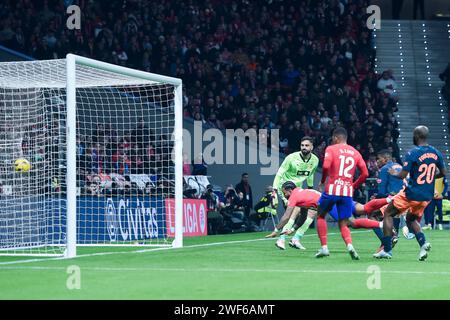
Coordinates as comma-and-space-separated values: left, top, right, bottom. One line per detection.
0, 54, 183, 257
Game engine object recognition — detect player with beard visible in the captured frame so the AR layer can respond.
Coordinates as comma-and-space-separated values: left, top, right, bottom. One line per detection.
273, 137, 319, 203
272, 136, 319, 246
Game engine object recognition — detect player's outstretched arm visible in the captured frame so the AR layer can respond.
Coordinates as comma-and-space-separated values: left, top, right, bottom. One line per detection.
282, 208, 317, 235
265, 206, 296, 238
276, 206, 296, 230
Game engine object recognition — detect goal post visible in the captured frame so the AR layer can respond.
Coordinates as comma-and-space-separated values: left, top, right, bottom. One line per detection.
0, 54, 183, 258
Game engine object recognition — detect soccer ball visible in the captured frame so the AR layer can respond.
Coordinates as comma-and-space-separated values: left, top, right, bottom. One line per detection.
14, 158, 31, 172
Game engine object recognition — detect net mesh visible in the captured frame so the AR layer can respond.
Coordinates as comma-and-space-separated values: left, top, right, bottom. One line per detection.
0, 59, 177, 256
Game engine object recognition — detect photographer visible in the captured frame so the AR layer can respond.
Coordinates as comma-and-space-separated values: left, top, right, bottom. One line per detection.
201, 184, 224, 235
235, 173, 253, 219
219, 185, 247, 231
252, 186, 278, 230
222, 185, 245, 218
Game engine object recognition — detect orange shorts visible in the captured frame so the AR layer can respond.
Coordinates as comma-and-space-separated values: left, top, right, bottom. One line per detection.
379, 190, 430, 217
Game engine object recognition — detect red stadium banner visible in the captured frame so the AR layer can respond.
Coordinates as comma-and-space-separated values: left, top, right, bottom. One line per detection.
165, 199, 208, 237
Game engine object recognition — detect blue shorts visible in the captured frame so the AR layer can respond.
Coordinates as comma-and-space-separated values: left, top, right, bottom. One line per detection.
318, 193, 354, 220
328, 205, 339, 221
352, 201, 358, 217
329, 202, 358, 221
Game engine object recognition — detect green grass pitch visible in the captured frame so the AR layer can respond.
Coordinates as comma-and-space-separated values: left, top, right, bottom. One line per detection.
1, 228, 450, 299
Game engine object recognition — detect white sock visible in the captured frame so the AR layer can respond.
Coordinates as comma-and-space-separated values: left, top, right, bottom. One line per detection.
347, 243, 354, 251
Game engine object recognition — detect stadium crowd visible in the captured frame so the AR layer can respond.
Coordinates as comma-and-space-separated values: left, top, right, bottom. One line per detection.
0, 0, 401, 178
75, 120, 175, 197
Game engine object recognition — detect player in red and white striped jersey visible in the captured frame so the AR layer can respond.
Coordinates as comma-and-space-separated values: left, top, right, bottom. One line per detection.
316, 127, 369, 260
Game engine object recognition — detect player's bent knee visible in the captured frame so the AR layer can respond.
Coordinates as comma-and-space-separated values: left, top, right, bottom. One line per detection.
384, 202, 400, 218
405, 212, 418, 222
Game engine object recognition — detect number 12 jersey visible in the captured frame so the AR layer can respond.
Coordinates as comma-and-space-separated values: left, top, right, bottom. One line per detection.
321, 143, 368, 197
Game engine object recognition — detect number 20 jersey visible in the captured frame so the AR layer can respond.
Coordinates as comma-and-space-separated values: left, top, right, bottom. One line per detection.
402, 145, 445, 201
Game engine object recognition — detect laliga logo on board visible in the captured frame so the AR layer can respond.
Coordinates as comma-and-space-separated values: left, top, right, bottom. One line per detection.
183, 201, 207, 234
199, 203, 206, 234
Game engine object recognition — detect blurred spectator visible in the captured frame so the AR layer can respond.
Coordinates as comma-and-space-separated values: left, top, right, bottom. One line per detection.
235, 173, 253, 219
131, 119, 153, 151
183, 153, 192, 176
366, 154, 378, 178
201, 184, 224, 234
222, 185, 245, 220
377, 70, 398, 100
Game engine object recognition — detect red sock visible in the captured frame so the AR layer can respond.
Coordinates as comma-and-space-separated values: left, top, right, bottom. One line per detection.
340, 224, 352, 245
317, 216, 328, 246
364, 198, 388, 214
351, 218, 380, 229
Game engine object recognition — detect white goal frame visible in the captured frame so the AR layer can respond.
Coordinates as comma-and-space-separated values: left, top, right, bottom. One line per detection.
0, 54, 183, 258
64, 54, 183, 258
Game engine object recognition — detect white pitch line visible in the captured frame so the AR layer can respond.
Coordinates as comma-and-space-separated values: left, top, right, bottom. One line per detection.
2, 265, 450, 276
0, 230, 371, 266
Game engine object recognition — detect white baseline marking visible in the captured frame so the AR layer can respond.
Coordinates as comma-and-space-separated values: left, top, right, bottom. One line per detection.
16, 228, 442, 264
0, 230, 368, 266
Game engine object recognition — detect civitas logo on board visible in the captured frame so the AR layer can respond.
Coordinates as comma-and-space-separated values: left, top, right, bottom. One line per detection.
105, 198, 159, 241
105, 198, 118, 241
